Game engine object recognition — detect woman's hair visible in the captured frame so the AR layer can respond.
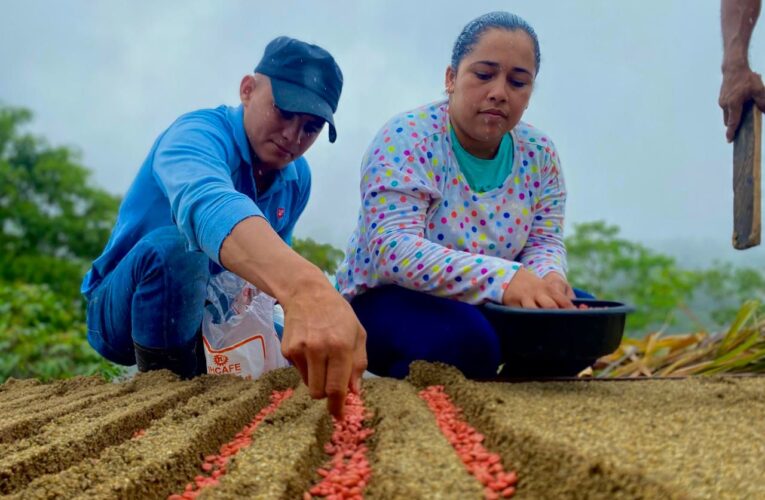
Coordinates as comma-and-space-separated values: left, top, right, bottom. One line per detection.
451, 11, 541, 75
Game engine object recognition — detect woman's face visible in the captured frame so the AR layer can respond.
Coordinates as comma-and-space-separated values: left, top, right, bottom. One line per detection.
446, 28, 536, 158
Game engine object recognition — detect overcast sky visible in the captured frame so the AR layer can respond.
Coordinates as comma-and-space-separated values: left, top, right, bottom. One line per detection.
2, 0, 764, 266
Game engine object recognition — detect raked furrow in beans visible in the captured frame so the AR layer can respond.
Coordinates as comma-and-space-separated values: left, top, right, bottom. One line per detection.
198, 386, 332, 500
363, 378, 484, 499
0, 373, 202, 494
304, 392, 373, 499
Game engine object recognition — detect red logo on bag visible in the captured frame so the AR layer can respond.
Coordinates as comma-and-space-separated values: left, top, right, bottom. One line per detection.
213, 354, 229, 366
276, 207, 285, 219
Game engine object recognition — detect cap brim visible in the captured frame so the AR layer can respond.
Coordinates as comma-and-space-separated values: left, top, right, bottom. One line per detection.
270, 77, 337, 143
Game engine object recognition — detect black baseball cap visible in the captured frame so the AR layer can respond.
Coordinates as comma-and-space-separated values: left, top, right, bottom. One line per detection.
255, 36, 343, 143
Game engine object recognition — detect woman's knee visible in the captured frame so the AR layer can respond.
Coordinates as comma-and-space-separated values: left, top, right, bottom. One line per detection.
435, 310, 501, 378
354, 286, 501, 379
390, 312, 501, 379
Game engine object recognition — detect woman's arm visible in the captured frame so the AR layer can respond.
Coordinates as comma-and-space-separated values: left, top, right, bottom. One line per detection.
516, 142, 568, 279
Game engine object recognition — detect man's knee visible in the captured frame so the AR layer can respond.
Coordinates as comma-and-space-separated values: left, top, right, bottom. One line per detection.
135, 226, 209, 281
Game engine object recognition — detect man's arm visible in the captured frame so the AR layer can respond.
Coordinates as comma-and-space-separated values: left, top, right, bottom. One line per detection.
220, 216, 367, 418
720, 0, 765, 142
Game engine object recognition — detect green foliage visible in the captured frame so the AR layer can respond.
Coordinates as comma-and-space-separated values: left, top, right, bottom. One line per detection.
565, 221, 765, 335
0, 282, 123, 383
692, 264, 765, 326
292, 236, 344, 275
0, 104, 120, 298
0, 104, 123, 383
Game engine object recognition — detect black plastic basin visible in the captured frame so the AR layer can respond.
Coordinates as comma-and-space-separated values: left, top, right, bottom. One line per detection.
480, 299, 635, 378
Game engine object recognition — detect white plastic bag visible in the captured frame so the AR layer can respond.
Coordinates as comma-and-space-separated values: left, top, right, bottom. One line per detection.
202, 271, 289, 380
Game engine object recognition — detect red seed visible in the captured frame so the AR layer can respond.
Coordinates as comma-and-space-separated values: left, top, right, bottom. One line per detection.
304, 393, 373, 499
493, 479, 508, 490
418, 386, 519, 500
485, 487, 500, 500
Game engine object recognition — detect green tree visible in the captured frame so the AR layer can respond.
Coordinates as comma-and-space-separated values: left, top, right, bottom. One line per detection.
292, 236, 344, 275
691, 263, 765, 326
0, 282, 121, 381
565, 221, 698, 333
0, 105, 120, 297
0, 105, 123, 382
565, 221, 765, 335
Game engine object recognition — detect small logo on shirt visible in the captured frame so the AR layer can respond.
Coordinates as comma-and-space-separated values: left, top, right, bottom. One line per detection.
276, 208, 285, 220
213, 354, 229, 367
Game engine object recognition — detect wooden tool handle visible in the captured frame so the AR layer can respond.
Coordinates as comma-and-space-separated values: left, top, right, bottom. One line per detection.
732, 102, 762, 249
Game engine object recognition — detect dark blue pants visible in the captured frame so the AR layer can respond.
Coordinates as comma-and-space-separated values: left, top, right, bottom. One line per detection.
86, 226, 210, 365
351, 285, 593, 379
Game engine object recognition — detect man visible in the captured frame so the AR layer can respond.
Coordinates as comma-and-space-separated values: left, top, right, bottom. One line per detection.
720, 0, 765, 141
82, 36, 366, 417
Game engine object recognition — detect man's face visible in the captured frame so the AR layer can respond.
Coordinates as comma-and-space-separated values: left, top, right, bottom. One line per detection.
240, 74, 325, 169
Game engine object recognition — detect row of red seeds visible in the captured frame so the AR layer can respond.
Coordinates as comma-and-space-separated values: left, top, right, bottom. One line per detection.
419, 385, 518, 499
168, 388, 294, 500
304, 393, 374, 499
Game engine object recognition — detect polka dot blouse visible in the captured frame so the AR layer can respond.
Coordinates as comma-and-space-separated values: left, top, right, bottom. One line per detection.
336, 100, 568, 305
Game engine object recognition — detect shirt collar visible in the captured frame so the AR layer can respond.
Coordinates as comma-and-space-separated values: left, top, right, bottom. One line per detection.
279, 162, 298, 181
227, 104, 254, 167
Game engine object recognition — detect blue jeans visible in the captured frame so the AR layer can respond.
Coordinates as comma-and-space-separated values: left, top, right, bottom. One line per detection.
86, 226, 211, 365
351, 285, 594, 379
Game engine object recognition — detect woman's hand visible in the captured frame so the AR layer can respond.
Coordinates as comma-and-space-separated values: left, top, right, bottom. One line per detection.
502, 268, 575, 309
542, 272, 575, 299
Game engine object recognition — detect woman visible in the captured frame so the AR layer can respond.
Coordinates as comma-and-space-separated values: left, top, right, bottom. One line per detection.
337, 12, 582, 379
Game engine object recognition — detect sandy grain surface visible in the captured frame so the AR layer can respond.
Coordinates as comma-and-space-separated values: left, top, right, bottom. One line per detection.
1, 364, 762, 499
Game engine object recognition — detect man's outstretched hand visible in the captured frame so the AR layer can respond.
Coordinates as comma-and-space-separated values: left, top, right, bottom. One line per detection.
220, 216, 367, 420
280, 280, 368, 419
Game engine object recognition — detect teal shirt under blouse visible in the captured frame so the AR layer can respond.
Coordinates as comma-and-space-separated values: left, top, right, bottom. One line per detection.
449, 124, 514, 193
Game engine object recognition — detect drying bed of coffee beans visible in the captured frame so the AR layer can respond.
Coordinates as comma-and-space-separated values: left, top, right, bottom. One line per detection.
1, 362, 762, 499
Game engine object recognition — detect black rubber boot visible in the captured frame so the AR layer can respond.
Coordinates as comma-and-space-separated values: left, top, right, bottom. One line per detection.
134, 333, 206, 380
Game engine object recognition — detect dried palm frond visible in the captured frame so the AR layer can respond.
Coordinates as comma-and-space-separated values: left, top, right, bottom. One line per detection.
594, 301, 764, 377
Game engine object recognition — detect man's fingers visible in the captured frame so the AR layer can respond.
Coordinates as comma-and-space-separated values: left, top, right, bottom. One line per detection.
282, 336, 309, 386
725, 108, 741, 142
753, 84, 765, 113
726, 104, 743, 142
325, 348, 353, 419
289, 352, 309, 386
306, 349, 328, 401
349, 326, 368, 395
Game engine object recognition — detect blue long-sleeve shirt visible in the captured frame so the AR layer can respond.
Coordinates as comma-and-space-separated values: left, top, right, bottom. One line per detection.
82, 104, 311, 297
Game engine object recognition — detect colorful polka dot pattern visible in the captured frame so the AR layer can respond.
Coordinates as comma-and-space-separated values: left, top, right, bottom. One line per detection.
336, 100, 567, 305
